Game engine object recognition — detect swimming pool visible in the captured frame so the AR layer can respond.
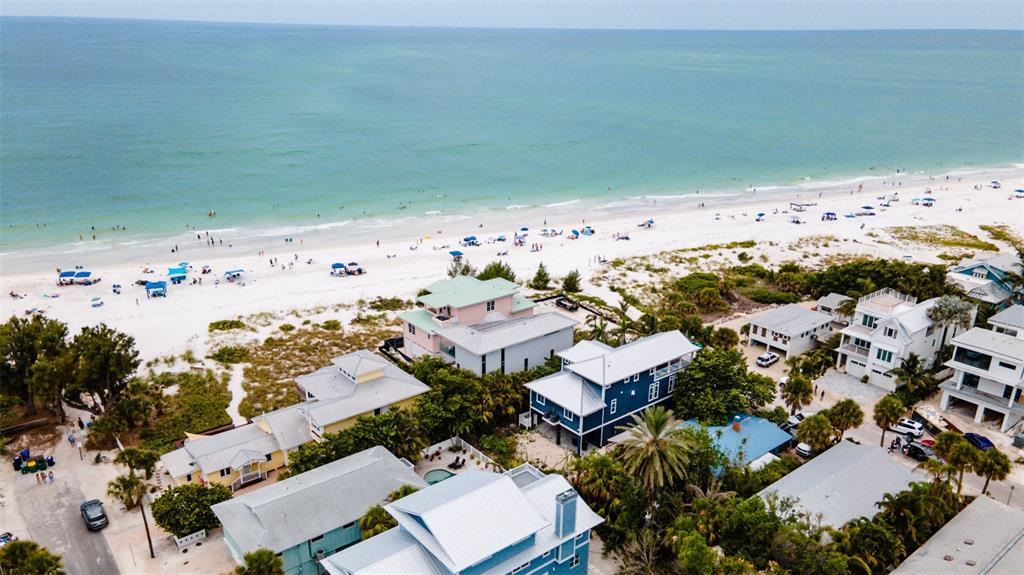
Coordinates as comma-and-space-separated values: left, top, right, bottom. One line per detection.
424, 469, 456, 485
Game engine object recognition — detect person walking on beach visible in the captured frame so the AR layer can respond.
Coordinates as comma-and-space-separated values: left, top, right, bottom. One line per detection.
48, 470, 55, 484
36, 472, 42, 485
77, 417, 85, 430
820, 390, 825, 401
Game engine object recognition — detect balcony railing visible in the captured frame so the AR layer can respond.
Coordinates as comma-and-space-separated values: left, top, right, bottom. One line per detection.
838, 343, 870, 357
230, 470, 267, 492
940, 380, 1024, 416
654, 358, 691, 380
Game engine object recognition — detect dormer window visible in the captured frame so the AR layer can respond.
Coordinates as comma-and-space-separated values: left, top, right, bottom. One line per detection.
884, 327, 897, 338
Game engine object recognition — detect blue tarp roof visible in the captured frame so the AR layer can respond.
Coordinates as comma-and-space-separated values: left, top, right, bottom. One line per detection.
74, 271, 91, 278
58, 271, 76, 278
679, 415, 792, 466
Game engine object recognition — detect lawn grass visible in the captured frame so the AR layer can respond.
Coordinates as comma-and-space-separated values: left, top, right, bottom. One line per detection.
887, 225, 998, 251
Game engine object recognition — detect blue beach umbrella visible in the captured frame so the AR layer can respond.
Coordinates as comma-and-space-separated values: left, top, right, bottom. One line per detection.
520, 227, 529, 232
861, 205, 875, 210
463, 236, 477, 242
331, 263, 345, 270
449, 250, 464, 258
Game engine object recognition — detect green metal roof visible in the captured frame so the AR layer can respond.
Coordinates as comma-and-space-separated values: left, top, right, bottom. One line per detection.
510, 293, 537, 314
417, 276, 521, 309
401, 309, 441, 334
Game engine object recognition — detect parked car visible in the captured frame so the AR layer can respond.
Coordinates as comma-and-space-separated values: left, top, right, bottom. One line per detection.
555, 297, 580, 312
964, 433, 995, 451
888, 418, 924, 438
785, 411, 817, 429
756, 351, 780, 367
80, 500, 108, 531
902, 441, 937, 462
795, 443, 813, 458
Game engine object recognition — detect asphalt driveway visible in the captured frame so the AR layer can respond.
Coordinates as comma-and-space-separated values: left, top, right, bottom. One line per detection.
15, 472, 120, 575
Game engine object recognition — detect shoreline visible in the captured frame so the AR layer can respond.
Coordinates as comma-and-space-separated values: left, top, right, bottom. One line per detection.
2, 161, 1020, 275
1, 164, 1021, 362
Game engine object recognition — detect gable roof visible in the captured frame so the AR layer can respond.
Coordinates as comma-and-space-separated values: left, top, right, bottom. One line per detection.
434, 312, 577, 356
758, 441, 922, 527
816, 293, 852, 311
950, 327, 1024, 362
176, 424, 279, 476
386, 470, 548, 572
947, 272, 1013, 304
952, 252, 1020, 276
418, 276, 521, 309
557, 340, 613, 364
990, 304, 1024, 330
748, 304, 834, 337
524, 371, 605, 416
563, 331, 699, 385
891, 495, 1024, 575
212, 446, 425, 555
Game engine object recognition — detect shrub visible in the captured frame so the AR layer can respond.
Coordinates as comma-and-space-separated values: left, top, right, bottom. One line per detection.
477, 261, 516, 282
529, 263, 551, 290
367, 296, 409, 311
737, 251, 752, 262
209, 345, 250, 364
208, 319, 247, 332
151, 483, 233, 538
320, 319, 342, 331
563, 269, 582, 293
278, 323, 295, 332
743, 288, 801, 304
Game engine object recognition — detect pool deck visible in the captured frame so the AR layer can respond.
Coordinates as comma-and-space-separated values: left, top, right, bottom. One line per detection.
415, 446, 490, 479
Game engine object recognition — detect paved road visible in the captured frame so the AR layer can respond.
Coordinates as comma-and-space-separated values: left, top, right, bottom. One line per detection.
15, 473, 120, 575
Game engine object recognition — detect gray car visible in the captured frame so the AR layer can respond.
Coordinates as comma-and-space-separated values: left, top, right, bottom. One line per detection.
80, 500, 108, 531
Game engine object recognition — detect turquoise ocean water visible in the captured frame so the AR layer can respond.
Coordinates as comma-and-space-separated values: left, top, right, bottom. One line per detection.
1, 18, 1022, 252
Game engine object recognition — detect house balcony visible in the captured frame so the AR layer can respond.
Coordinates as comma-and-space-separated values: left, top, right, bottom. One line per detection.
940, 380, 1024, 417
837, 343, 870, 357
439, 344, 456, 362
654, 359, 691, 380
230, 469, 267, 492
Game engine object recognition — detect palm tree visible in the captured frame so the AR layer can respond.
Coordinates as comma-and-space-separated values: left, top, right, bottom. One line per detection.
114, 447, 159, 480
916, 458, 957, 489
836, 516, 905, 575
359, 505, 396, 540
106, 472, 147, 510
234, 549, 284, 575
826, 398, 865, 440
780, 375, 814, 415
585, 314, 610, 344
889, 353, 934, 393
975, 448, 1012, 494
836, 295, 859, 320
795, 413, 835, 453
873, 395, 905, 447
685, 479, 736, 505
927, 295, 974, 344
569, 454, 622, 515
932, 432, 981, 496
0, 540, 64, 575
634, 314, 659, 337
614, 406, 694, 496
612, 299, 635, 346
387, 484, 420, 502
1001, 248, 1024, 301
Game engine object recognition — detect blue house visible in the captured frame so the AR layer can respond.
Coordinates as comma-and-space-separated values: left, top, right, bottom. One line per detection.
320, 464, 602, 575
524, 331, 700, 453
211, 446, 426, 575
676, 415, 793, 469
947, 253, 1020, 306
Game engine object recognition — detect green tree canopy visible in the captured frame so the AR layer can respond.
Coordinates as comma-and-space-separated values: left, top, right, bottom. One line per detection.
780, 375, 813, 415
529, 262, 551, 290
476, 260, 516, 282
106, 472, 147, 510
795, 414, 835, 453
446, 258, 477, 278
974, 448, 1012, 494
673, 348, 775, 425
0, 315, 70, 418
0, 540, 64, 575
889, 353, 935, 394
150, 483, 232, 538
359, 505, 395, 540
65, 323, 140, 415
114, 447, 160, 480
826, 398, 865, 440
614, 406, 694, 496
872, 395, 905, 447
234, 549, 284, 575
562, 269, 582, 293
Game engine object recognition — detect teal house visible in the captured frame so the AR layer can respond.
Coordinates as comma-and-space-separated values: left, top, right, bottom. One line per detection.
320, 464, 603, 575
211, 446, 426, 575
947, 253, 1020, 306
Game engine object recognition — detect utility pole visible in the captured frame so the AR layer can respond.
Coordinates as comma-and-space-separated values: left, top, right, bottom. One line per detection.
140, 494, 155, 559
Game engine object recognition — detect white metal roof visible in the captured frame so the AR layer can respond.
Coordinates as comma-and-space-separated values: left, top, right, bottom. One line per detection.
433, 312, 577, 356
252, 404, 313, 451
758, 441, 923, 527
747, 304, 834, 337
387, 471, 548, 572
565, 331, 699, 385
891, 496, 1024, 575
523, 371, 605, 416
951, 327, 1024, 362
321, 529, 447, 575
557, 339, 613, 364
184, 424, 280, 476
159, 445, 198, 479
212, 446, 426, 555
816, 293, 852, 311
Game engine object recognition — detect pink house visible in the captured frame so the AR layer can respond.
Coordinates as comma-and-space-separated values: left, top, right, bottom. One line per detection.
400, 276, 576, 376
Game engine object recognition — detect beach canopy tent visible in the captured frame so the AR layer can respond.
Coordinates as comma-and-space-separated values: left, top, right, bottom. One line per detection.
462, 236, 477, 242
520, 227, 529, 232
74, 271, 91, 278
223, 269, 244, 280
145, 281, 167, 298
331, 262, 346, 270
449, 250, 464, 259
167, 266, 187, 284
571, 229, 580, 236
861, 205, 875, 210
58, 271, 76, 279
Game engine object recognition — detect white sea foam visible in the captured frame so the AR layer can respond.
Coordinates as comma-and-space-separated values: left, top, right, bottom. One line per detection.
505, 204, 530, 210
543, 199, 580, 208
424, 210, 443, 215
256, 220, 352, 237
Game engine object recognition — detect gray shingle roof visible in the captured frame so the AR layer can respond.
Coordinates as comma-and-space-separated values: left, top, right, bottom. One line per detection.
758, 441, 923, 527
990, 304, 1024, 330
891, 496, 1024, 575
212, 446, 426, 555
816, 293, 852, 311
433, 311, 577, 356
748, 304, 834, 337
186, 424, 279, 476
252, 404, 313, 451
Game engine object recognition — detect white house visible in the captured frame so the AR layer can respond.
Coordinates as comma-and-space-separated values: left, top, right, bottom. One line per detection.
834, 288, 973, 391
746, 304, 834, 359
939, 305, 1024, 432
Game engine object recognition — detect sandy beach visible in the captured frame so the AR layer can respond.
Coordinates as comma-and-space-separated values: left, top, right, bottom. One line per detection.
2, 165, 1022, 362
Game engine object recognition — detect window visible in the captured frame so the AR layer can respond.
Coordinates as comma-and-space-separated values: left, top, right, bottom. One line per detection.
668, 375, 677, 393
861, 315, 877, 328
486, 300, 496, 311
998, 361, 1017, 370
219, 467, 231, 477
342, 521, 356, 529
512, 562, 530, 574
622, 378, 629, 384
649, 367, 655, 376
926, 326, 935, 336
185, 473, 192, 482
408, 323, 416, 335
648, 382, 659, 402
610, 399, 617, 414
550, 349, 554, 358
575, 532, 588, 543
265, 453, 272, 461
524, 358, 529, 370
884, 327, 897, 338
875, 349, 893, 363
633, 373, 640, 382
310, 534, 324, 543
570, 554, 581, 568
481, 356, 487, 374
564, 408, 574, 421
536, 393, 546, 406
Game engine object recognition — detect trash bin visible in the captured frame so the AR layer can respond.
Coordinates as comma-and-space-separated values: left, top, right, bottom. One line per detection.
13, 456, 22, 471
45, 455, 55, 467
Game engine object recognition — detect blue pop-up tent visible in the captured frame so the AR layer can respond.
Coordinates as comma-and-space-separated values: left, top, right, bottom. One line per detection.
58, 271, 76, 279
74, 271, 91, 278
168, 266, 187, 284
449, 250, 464, 259
145, 281, 167, 298
223, 269, 244, 280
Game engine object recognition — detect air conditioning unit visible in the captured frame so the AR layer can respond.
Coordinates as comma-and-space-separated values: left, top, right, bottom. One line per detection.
315, 549, 326, 559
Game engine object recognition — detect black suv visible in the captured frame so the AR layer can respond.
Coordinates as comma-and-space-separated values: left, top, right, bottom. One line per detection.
902, 442, 936, 462
80, 500, 108, 531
